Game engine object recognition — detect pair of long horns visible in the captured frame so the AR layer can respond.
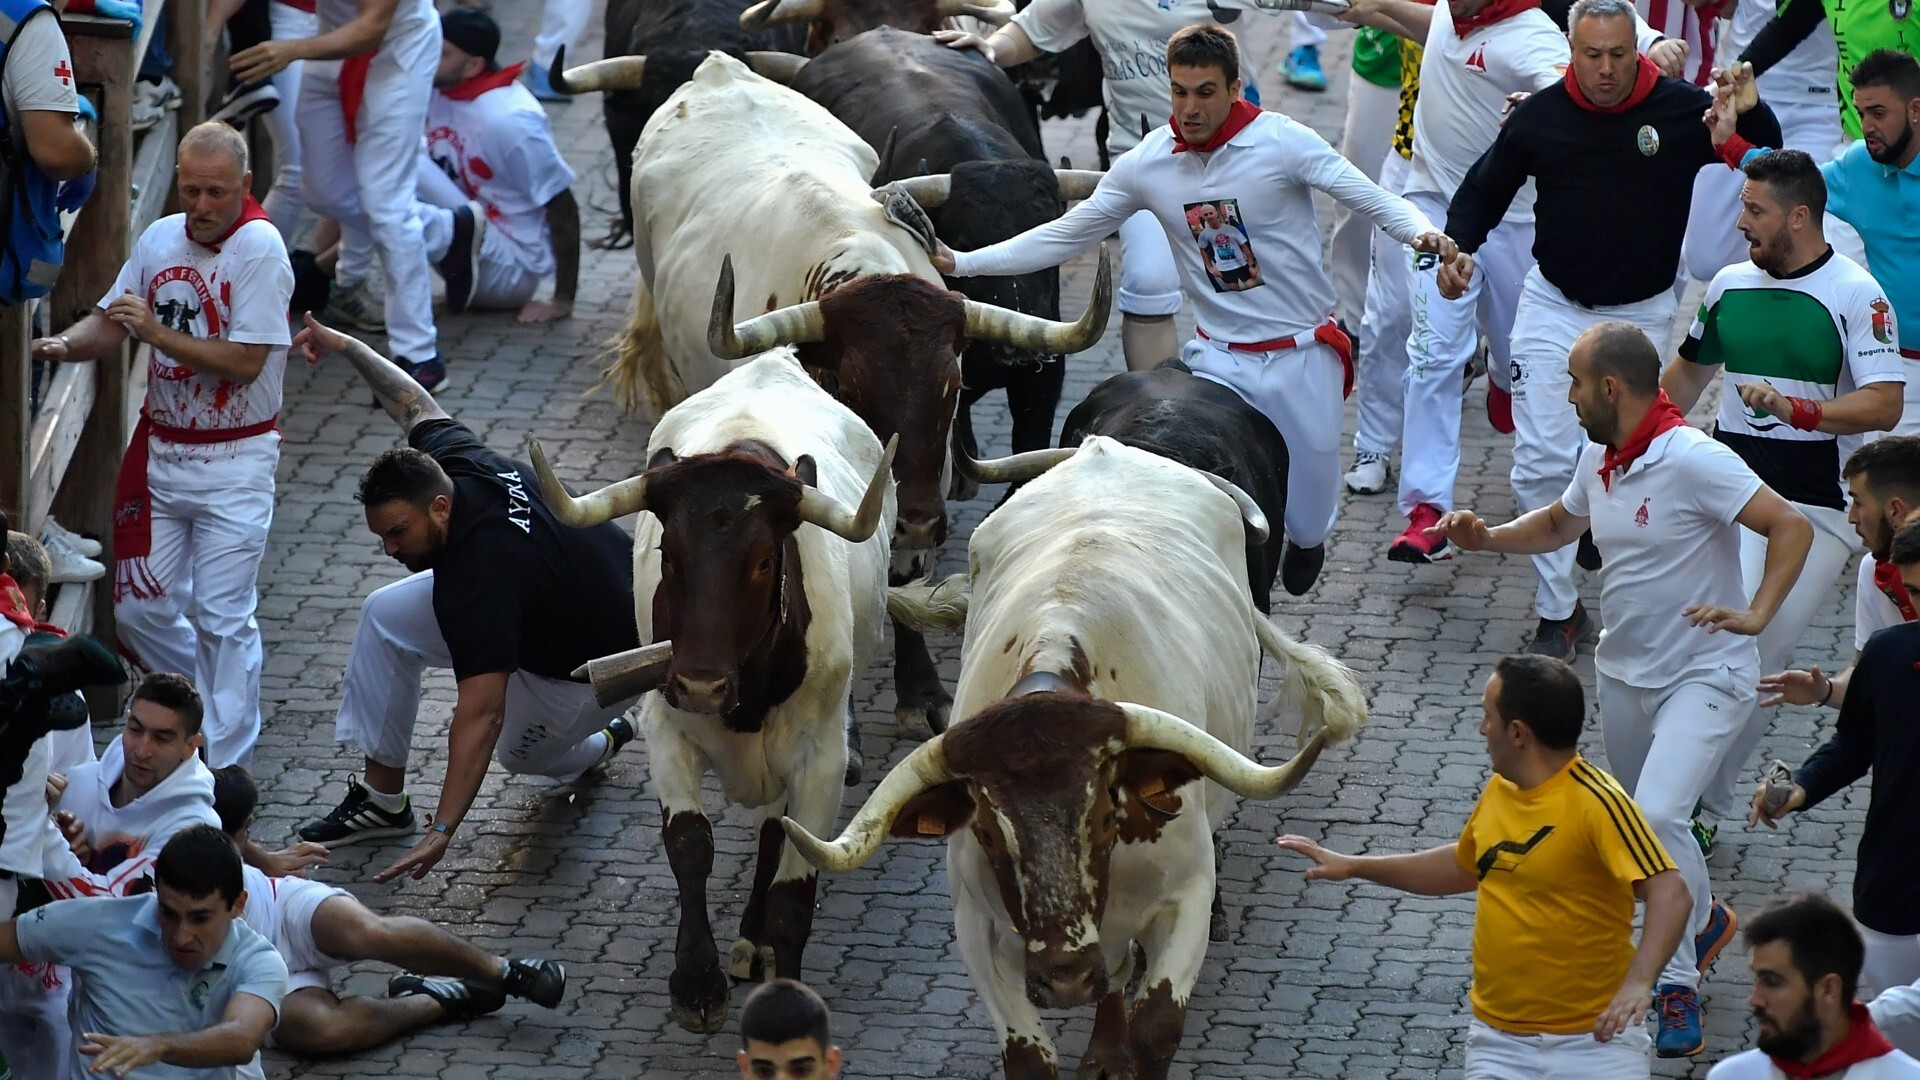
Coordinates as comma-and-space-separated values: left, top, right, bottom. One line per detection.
951, 443, 1271, 542
781, 702, 1328, 873
706, 248, 1113, 360
548, 46, 810, 93
522, 431, 899, 545
879, 170, 1104, 208
741, 0, 1014, 29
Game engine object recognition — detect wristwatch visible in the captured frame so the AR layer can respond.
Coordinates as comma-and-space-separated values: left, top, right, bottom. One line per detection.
426, 820, 455, 836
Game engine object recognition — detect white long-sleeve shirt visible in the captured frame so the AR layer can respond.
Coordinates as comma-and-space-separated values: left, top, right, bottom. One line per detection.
952, 112, 1436, 345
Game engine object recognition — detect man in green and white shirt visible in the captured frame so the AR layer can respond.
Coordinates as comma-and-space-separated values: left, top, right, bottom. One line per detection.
1663, 147, 1904, 840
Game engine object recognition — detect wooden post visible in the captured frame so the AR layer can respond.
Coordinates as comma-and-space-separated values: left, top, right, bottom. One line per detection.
0, 303, 29, 527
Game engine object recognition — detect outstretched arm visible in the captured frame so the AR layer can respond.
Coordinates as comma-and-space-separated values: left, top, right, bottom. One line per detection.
292, 314, 449, 435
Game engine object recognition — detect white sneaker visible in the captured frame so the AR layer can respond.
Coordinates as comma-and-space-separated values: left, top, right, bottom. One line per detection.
130, 77, 181, 134
45, 534, 105, 584
326, 278, 387, 335
39, 517, 101, 558
1344, 452, 1391, 495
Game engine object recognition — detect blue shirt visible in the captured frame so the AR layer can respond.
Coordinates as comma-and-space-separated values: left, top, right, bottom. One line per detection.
1821, 141, 1920, 355
16, 894, 289, 1079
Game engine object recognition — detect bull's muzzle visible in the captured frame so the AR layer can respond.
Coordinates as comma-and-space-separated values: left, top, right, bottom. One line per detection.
665, 671, 736, 716
1025, 944, 1108, 1009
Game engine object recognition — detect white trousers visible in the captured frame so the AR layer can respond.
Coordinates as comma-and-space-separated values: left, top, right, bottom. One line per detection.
414, 153, 542, 311
1288, 11, 1336, 47
260, 0, 317, 241
1118, 209, 1182, 318
1681, 98, 1861, 285
533, 0, 590, 69
1331, 78, 1399, 324
1864, 926, 1920, 1058
1400, 190, 1531, 517
0, 963, 70, 1080
299, 18, 440, 359
115, 480, 274, 770
1353, 153, 1414, 460
1188, 336, 1343, 547
332, 572, 638, 782
1510, 271, 1678, 619
1464, 1017, 1651, 1079
1699, 504, 1857, 819
1597, 664, 1757, 990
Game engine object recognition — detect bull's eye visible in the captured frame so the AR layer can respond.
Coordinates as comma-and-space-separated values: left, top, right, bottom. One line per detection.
757, 557, 775, 576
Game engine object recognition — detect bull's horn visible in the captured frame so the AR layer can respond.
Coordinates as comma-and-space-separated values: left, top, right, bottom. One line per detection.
779, 736, 955, 873
961, 243, 1113, 353
744, 51, 809, 82
795, 434, 898, 543
709, 254, 827, 359
572, 641, 675, 708
741, 0, 823, 28
954, 444, 1076, 486
1203, 473, 1269, 543
551, 47, 644, 94
938, 0, 1015, 19
525, 434, 651, 528
1117, 702, 1329, 801
883, 174, 951, 210
1053, 169, 1104, 201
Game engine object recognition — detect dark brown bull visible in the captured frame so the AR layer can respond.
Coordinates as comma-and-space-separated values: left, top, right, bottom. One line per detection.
741, 0, 1012, 51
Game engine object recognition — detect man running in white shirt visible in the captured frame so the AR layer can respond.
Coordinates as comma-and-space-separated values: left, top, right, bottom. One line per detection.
1430, 321, 1812, 1056
935, 22, 1456, 595
1661, 149, 1902, 849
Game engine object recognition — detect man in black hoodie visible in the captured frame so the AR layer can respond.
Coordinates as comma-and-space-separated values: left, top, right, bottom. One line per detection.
1438, 0, 1782, 662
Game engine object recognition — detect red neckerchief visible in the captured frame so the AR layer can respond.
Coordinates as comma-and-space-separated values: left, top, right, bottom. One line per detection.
442, 62, 527, 102
1771, 1004, 1897, 1079
1598, 390, 1687, 491
30, 622, 65, 639
1564, 52, 1660, 114
1170, 99, 1263, 154
114, 411, 277, 603
1455, 0, 1541, 35
0, 575, 33, 632
339, 50, 380, 145
1873, 558, 1919, 622
188, 195, 272, 254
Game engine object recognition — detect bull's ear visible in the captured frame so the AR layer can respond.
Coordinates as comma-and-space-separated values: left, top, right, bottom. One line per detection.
787, 454, 819, 488
886, 782, 974, 839
1114, 749, 1203, 821
647, 447, 679, 471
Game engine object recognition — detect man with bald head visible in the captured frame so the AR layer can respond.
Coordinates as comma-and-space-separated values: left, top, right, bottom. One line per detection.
1430, 321, 1813, 1056
31, 121, 294, 772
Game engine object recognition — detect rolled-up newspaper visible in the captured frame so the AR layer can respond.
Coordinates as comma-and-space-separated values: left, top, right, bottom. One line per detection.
1759, 759, 1795, 814
1249, 0, 1353, 13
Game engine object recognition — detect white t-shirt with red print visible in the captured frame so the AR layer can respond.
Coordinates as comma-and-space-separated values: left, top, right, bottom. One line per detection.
425, 80, 576, 277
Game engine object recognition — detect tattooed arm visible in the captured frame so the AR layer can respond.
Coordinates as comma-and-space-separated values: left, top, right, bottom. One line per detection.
292, 313, 450, 435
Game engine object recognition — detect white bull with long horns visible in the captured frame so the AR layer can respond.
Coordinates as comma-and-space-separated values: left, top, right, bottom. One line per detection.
785, 436, 1367, 1080
526, 349, 905, 1035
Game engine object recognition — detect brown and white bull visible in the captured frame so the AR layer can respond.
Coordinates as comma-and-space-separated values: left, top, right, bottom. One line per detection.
527, 349, 898, 1034
551, 49, 1109, 734
782, 437, 1368, 1080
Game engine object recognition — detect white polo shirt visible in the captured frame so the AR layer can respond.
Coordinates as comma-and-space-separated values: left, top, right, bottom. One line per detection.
1406, 7, 1567, 222
1561, 425, 1765, 688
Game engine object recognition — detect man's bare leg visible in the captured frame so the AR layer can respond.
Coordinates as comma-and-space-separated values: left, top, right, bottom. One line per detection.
272, 987, 445, 1056
1121, 314, 1179, 373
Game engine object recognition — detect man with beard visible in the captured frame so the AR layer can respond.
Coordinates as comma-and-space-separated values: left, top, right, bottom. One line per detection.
290, 316, 641, 883
1660, 148, 1903, 853
1709, 895, 1920, 1077
1712, 51, 1920, 431
1757, 434, 1920, 710
1750, 524, 1920, 1058
1429, 321, 1812, 1056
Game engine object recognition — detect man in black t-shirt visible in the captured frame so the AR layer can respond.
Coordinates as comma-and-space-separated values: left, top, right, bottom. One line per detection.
290, 315, 642, 883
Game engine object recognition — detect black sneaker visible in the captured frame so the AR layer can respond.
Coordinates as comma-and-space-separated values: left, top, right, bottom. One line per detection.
1576, 529, 1603, 571
1280, 541, 1325, 596
389, 974, 507, 1020
501, 958, 566, 1008
398, 355, 452, 394
438, 202, 486, 314
595, 715, 636, 769
211, 81, 280, 128
298, 778, 415, 845
1524, 603, 1592, 663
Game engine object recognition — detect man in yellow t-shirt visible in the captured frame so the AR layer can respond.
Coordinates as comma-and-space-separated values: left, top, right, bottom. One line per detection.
1278, 654, 1691, 1078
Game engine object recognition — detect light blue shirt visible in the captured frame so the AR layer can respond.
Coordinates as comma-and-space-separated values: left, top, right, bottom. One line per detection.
16, 894, 289, 1079
1821, 141, 1920, 355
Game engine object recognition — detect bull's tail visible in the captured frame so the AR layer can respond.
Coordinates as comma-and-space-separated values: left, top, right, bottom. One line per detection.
886, 574, 970, 633
590, 276, 678, 420
1254, 617, 1366, 747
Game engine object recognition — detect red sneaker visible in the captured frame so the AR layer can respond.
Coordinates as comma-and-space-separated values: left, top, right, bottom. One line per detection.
1487, 382, 1515, 435
1388, 503, 1452, 564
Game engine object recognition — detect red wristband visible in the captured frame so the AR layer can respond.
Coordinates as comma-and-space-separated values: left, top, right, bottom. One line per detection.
1719, 133, 1758, 170
1786, 396, 1823, 431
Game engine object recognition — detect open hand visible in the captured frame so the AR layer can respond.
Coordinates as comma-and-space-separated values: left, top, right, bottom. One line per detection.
1593, 979, 1654, 1042
1274, 834, 1358, 881
374, 829, 449, 883
1758, 665, 1829, 708
103, 290, 158, 343
1683, 603, 1766, 636
1426, 509, 1493, 551
80, 1032, 167, 1076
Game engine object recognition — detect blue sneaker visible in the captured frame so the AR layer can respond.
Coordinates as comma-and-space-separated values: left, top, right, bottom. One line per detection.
524, 62, 570, 103
1282, 45, 1328, 92
401, 355, 451, 394
1654, 984, 1704, 1057
1694, 898, 1738, 976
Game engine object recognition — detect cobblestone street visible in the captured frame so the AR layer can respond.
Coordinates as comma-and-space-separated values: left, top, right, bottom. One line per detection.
245, 3, 1870, 1076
